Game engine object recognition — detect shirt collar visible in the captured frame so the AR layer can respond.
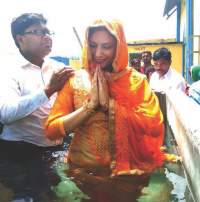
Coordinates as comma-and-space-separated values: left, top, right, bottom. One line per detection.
15, 49, 49, 70
13, 49, 31, 68
159, 67, 171, 79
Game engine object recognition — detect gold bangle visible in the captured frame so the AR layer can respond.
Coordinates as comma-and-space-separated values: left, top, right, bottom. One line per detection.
83, 101, 96, 115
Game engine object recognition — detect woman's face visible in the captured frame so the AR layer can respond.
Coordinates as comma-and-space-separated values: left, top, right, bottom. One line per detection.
89, 29, 116, 71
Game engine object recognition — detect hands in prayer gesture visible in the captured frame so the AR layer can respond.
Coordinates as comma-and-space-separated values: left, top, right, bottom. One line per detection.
89, 66, 109, 112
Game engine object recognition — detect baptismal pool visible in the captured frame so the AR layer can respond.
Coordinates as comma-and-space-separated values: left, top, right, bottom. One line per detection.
0, 139, 194, 202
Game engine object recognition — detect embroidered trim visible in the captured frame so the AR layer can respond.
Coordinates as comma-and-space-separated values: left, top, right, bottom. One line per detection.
83, 101, 96, 115
108, 98, 115, 170
110, 169, 145, 178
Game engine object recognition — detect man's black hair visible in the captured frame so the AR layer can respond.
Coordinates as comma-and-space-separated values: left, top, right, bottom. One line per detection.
152, 47, 171, 61
11, 13, 47, 47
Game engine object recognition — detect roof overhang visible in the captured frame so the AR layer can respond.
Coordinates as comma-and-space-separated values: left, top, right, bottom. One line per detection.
163, 0, 179, 18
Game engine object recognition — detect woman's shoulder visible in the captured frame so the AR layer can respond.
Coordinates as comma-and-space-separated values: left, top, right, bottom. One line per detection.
74, 69, 89, 77
127, 68, 148, 92
72, 69, 90, 82
70, 69, 91, 90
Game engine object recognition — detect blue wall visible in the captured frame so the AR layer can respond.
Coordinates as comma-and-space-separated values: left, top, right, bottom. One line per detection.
50, 56, 69, 65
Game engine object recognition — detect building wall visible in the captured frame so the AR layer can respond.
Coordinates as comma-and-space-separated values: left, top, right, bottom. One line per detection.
69, 58, 82, 69
180, 0, 186, 42
193, 0, 200, 65
194, 0, 200, 35
180, 0, 200, 66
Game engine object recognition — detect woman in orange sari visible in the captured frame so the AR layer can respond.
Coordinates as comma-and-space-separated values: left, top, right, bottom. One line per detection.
45, 19, 165, 202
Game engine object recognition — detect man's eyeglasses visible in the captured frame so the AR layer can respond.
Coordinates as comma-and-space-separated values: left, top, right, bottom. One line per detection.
23, 29, 55, 37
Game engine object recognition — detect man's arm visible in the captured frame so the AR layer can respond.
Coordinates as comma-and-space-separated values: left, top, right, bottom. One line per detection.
0, 75, 49, 124
0, 67, 74, 124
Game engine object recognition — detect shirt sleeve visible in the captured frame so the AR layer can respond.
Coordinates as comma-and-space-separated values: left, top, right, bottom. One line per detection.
0, 74, 49, 124
45, 80, 74, 140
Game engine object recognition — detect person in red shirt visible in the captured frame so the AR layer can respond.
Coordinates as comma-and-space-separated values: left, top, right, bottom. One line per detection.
130, 58, 141, 72
141, 51, 155, 80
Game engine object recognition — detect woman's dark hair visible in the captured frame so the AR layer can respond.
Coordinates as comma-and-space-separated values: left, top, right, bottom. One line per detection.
152, 47, 171, 61
11, 13, 47, 47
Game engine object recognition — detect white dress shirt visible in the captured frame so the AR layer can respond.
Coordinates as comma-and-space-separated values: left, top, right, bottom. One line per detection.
149, 67, 186, 93
0, 52, 64, 146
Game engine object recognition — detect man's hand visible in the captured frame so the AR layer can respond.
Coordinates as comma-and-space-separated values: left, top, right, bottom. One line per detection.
44, 67, 74, 98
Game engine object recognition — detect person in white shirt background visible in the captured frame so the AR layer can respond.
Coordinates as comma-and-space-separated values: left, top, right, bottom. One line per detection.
0, 13, 74, 201
188, 65, 200, 105
149, 47, 186, 93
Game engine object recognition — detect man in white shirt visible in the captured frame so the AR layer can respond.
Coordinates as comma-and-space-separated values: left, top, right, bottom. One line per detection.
149, 47, 186, 93
0, 13, 74, 201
